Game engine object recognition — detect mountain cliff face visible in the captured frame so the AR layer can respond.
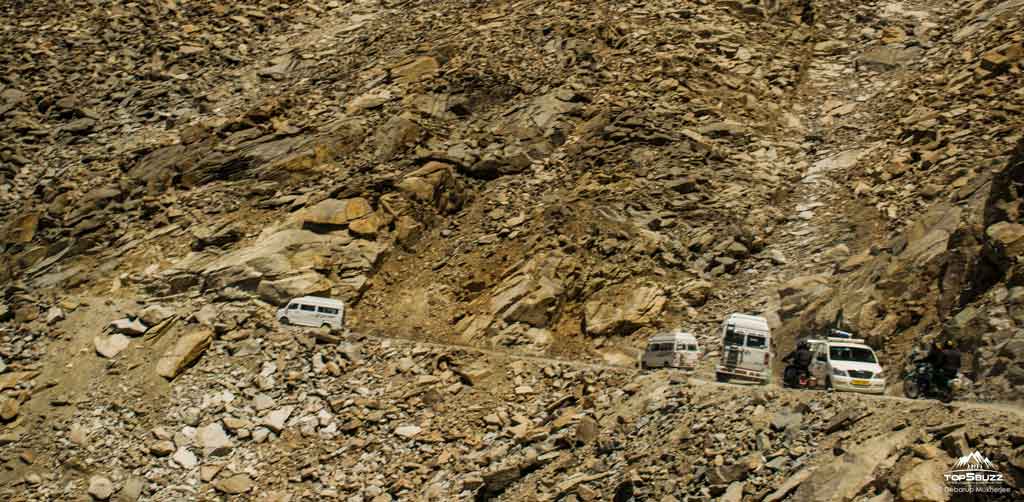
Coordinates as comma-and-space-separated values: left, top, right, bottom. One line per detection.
1, 0, 1024, 500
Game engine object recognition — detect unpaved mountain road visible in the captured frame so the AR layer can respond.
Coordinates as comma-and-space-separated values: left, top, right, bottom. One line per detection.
344, 328, 1024, 418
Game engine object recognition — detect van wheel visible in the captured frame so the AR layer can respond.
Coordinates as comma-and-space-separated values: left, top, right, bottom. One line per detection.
825, 377, 833, 390
280, 317, 290, 326
716, 372, 729, 383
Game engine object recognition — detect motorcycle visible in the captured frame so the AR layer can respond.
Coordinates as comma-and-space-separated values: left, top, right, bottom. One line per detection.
903, 361, 957, 403
783, 365, 817, 389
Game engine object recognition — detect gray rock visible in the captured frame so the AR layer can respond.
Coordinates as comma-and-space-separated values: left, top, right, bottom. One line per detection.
139, 305, 175, 326
394, 425, 422, 438
253, 394, 275, 411
172, 447, 198, 469
722, 482, 744, 502
45, 306, 65, 325
94, 333, 131, 359
263, 406, 294, 433
196, 422, 233, 454
770, 409, 803, 432
88, 475, 114, 500
117, 476, 145, 502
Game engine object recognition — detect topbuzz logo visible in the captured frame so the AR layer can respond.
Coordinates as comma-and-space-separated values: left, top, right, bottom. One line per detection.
944, 451, 1010, 494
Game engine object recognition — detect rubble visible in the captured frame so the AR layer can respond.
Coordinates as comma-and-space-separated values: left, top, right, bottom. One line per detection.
0, 0, 1022, 499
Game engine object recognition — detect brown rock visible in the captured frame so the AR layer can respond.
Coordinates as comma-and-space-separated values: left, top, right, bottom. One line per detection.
213, 473, 254, 494
584, 285, 666, 336
987, 222, 1024, 257
3, 212, 39, 244
0, 397, 19, 421
349, 214, 382, 238
392, 56, 440, 84
898, 459, 948, 502
156, 328, 213, 379
575, 416, 599, 444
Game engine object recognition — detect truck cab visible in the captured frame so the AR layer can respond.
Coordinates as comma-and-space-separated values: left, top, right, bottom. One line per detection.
715, 314, 772, 384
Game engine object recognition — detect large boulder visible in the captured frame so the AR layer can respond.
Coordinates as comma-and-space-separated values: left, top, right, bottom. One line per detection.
898, 458, 949, 502
987, 222, 1024, 258
257, 271, 332, 306
792, 428, 916, 502
396, 161, 465, 213
156, 328, 213, 379
584, 285, 667, 336
2, 212, 39, 244
489, 253, 575, 328
297, 198, 373, 227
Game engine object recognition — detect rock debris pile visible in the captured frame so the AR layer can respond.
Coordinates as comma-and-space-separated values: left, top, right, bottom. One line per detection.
1, 0, 1023, 499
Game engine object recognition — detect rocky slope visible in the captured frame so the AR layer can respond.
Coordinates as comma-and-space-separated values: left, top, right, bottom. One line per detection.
1, 0, 1024, 500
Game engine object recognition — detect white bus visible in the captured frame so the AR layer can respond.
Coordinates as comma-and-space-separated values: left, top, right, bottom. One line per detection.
716, 313, 772, 384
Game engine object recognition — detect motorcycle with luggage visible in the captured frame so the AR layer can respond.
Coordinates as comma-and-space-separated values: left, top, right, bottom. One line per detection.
783, 364, 817, 389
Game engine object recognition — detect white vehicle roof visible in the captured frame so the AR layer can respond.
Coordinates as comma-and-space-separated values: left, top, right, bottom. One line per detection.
648, 331, 698, 344
724, 313, 770, 332
289, 296, 344, 307
812, 338, 872, 349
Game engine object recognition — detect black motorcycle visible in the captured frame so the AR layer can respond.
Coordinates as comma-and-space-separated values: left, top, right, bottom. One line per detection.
783, 365, 817, 389
903, 361, 954, 403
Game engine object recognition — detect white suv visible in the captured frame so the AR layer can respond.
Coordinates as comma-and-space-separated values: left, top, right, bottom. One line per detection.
808, 337, 886, 394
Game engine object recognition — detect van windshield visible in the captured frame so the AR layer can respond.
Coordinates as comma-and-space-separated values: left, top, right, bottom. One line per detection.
746, 335, 767, 349
829, 346, 877, 363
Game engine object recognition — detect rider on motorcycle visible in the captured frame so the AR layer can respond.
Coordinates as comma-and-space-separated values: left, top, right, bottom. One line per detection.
783, 341, 813, 384
939, 340, 962, 391
915, 339, 947, 389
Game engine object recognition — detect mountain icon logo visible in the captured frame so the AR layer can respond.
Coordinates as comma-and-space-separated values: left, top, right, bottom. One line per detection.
951, 451, 997, 471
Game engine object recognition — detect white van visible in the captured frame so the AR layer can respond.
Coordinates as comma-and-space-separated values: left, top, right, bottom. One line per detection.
716, 314, 772, 384
276, 296, 345, 330
808, 337, 886, 394
641, 332, 701, 370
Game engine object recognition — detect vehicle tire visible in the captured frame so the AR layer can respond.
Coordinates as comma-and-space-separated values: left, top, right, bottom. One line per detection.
716, 372, 729, 383
280, 317, 290, 326
825, 377, 833, 390
783, 367, 796, 388
939, 387, 954, 404
903, 377, 920, 399
640, 361, 648, 370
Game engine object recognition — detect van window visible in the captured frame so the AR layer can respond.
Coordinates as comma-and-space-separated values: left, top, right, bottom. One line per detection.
687, 344, 698, 351
317, 306, 339, 315
724, 327, 744, 347
300, 305, 316, 312
746, 335, 767, 349
288, 304, 299, 310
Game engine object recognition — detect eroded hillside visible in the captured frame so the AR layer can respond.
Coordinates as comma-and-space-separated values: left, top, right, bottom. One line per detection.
1, 0, 1024, 500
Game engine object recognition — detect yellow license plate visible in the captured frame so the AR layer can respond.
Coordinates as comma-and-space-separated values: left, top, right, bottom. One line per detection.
852, 379, 869, 386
